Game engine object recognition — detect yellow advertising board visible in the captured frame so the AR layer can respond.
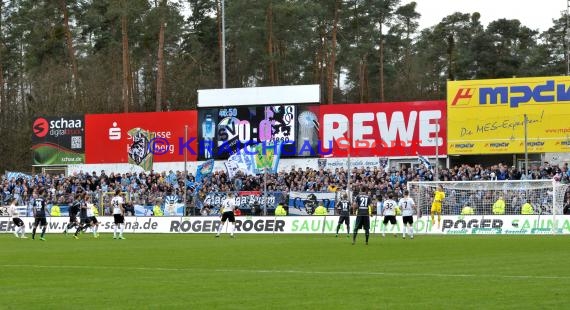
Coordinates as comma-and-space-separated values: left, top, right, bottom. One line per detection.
447, 76, 570, 155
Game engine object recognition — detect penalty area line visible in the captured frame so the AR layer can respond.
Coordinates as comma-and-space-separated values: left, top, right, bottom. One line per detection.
1, 264, 569, 280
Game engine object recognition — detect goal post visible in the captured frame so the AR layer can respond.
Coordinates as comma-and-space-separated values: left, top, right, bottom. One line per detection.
407, 180, 569, 234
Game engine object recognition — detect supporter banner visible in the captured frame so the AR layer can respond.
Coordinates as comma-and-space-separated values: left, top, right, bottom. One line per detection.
288, 192, 337, 215
134, 203, 186, 216
85, 111, 198, 163
198, 105, 320, 159
320, 101, 446, 157
202, 191, 285, 211
31, 115, 85, 165
316, 157, 389, 171
127, 128, 155, 171
448, 76, 570, 154
2, 215, 569, 234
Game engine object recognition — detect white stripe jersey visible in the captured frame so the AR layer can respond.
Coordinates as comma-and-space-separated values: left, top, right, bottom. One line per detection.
221, 197, 236, 213
112, 196, 124, 215
383, 199, 398, 216
8, 204, 19, 218
399, 197, 416, 216
86, 203, 95, 217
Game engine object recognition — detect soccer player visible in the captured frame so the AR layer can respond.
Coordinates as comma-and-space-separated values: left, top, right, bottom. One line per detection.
8, 198, 27, 238
111, 189, 126, 240
31, 190, 48, 241
74, 193, 89, 239
64, 194, 81, 235
216, 192, 237, 238
335, 193, 351, 238
85, 195, 99, 238
381, 192, 398, 238
352, 187, 372, 245
431, 184, 445, 229
399, 190, 417, 239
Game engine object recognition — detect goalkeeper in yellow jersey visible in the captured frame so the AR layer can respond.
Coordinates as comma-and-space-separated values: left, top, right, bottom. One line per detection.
431, 185, 445, 229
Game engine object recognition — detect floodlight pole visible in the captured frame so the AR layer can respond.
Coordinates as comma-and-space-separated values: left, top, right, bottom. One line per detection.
347, 121, 351, 200
524, 114, 529, 176
435, 117, 439, 179
184, 125, 188, 213
221, 0, 226, 88
263, 167, 268, 216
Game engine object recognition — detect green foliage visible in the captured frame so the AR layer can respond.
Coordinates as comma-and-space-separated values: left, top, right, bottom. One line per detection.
0, 0, 568, 170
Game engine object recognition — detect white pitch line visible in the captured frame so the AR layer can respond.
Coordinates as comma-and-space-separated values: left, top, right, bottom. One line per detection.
1, 264, 569, 280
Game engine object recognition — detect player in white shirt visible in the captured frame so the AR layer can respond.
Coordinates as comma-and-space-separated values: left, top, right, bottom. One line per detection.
216, 192, 237, 238
111, 189, 126, 240
8, 198, 27, 238
399, 190, 417, 239
381, 192, 398, 238
85, 195, 99, 238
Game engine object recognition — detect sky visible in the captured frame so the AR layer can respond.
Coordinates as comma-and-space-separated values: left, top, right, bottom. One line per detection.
407, 0, 566, 32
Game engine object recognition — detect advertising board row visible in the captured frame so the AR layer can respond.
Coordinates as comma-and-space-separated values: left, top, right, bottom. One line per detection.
31, 75, 570, 165
1, 216, 569, 234
32, 101, 448, 165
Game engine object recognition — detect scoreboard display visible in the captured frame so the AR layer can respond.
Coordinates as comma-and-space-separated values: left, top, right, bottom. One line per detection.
197, 104, 320, 159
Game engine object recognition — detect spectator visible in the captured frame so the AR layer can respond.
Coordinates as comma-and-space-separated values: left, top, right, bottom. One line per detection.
492, 196, 506, 215
521, 201, 534, 215
275, 204, 287, 216
313, 203, 328, 216
461, 204, 475, 215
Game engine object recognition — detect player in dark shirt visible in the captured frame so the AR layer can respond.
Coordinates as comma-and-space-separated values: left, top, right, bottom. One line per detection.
304, 193, 317, 215
335, 193, 351, 238
74, 193, 90, 239
352, 188, 372, 245
64, 194, 81, 235
31, 189, 48, 241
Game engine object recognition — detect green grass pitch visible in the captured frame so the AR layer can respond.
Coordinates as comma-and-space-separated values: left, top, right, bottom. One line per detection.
1, 233, 569, 309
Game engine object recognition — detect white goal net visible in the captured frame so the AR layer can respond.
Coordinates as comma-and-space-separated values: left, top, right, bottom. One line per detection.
407, 180, 570, 233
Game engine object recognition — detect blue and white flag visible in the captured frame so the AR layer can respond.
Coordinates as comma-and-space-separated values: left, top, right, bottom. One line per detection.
5, 171, 32, 181
196, 159, 215, 183
416, 152, 433, 171
225, 145, 256, 179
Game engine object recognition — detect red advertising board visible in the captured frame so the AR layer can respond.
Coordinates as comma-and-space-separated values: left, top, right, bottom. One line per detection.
85, 111, 197, 163
319, 101, 446, 157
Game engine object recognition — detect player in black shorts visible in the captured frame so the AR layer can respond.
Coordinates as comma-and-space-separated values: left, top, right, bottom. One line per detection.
31, 189, 48, 241
335, 193, 351, 238
74, 193, 90, 239
352, 187, 372, 245
64, 194, 81, 235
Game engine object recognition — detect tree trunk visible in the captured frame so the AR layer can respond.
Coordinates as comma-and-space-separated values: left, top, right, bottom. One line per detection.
0, 0, 4, 115
121, 3, 130, 113
60, 0, 80, 102
327, 0, 340, 104
156, 0, 166, 112
379, 25, 385, 102
266, 1, 276, 85
216, 0, 223, 87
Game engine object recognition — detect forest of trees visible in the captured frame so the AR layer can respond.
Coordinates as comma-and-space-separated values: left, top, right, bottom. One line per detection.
0, 0, 568, 171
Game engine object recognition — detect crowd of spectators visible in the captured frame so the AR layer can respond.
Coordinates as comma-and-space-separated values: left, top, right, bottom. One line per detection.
2, 161, 569, 213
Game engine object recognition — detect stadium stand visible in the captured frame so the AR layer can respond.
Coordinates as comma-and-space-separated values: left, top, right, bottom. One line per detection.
2, 161, 569, 216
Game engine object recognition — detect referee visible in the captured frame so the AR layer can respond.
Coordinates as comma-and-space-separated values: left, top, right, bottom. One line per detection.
352, 187, 372, 245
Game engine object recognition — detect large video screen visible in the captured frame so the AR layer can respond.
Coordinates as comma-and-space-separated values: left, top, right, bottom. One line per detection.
197, 105, 319, 159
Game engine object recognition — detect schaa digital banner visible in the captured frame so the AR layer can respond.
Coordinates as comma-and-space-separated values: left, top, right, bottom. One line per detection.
31, 116, 85, 165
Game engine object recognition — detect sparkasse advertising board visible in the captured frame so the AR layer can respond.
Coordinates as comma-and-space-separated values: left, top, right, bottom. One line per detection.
447, 76, 570, 155
85, 111, 198, 163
